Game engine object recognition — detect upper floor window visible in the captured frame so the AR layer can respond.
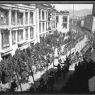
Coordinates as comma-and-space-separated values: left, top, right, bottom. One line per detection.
56, 16, 59, 23
42, 10, 44, 20
25, 28, 28, 40
46, 11, 48, 19
17, 11, 23, 25
42, 22, 45, 32
52, 21, 55, 28
1, 29, 10, 49
63, 23, 67, 29
63, 16, 67, 23
25, 12, 28, 24
12, 30, 16, 44
17, 29, 23, 42
30, 12, 33, 24
39, 9, 41, 20
39, 22, 41, 33
30, 27, 34, 39
11, 10, 15, 25
0, 9, 9, 26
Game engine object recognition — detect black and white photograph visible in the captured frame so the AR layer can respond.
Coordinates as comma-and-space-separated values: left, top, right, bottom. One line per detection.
0, 1, 95, 94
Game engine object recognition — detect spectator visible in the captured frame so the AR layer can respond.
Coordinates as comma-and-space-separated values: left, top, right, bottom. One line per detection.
10, 79, 18, 92
1, 71, 6, 84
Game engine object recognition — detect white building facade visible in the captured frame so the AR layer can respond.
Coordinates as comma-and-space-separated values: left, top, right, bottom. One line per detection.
0, 4, 37, 60
36, 4, 57, 42
56, 11, 69, 33
0, 4, 57, 60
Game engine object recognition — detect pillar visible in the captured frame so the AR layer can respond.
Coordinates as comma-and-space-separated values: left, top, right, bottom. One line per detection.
23, 11, 25, 25
9, 30, 12, 48
16, 30, 18, 44
44, 22, 46, 32
33, 11, 36, 40
9, 9, 12, 48
0, 31, 2, 61
41, 9, 42, 20
41, 22, 43, 32
9, 8, 11, 26
23, 11, 26, 42
36, 8, 40, 42
28, 10, 30, 25
23, 29, 26, 42
15, 10, 17, 25
28, 27, 30, 41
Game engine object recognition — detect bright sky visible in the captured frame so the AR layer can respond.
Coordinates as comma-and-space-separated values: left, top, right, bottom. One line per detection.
53, 4, 93, 11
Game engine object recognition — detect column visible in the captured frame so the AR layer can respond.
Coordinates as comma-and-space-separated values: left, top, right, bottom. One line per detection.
47, 10, 48, 31
23, 29, 26, 42
41, 9, 42, 20
28, 10, 30, 25
28, 27, 30, 41
0, 31, 1, 51
45, 10, 47, 20
23, 11, 25, 25
33, 11, 35, 25
9, 8, 12, 26
41, 22, 43, 33
9, 9, 12, 48
36, 8, 40, 42
15, 10, 17, 25
9, 30, 12, 48
0, 31, 2, 60
23, 11, 26, 42
16, 30, 18, 44
33, 11, 36, 40
44, 22, 46, 32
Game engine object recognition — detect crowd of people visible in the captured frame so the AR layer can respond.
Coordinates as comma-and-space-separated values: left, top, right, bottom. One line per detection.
27, 49, 95, 93
0, 48, 94, 93
0, 30, 95, 93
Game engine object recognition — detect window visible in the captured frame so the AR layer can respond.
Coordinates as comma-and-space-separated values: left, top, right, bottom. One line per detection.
56, 16, 59, 23
25, 12, 28, 24
48, 22, 51, 30
12, 30, 16, 44
63, 23, 67, 28
1, 30, 10, 48
0, 10, 9, 25
39, 22, 41, 33
11, 10, 15, 25
63, 16, 67, 23
42, 22, 44, 32
30, 27, 34, 39
25, 28, 28, 40
42, 10, 44, 20
17, 11, 23, 25
52, 21, 55, 28
39, 9, 41, 20
30, 12, 33, 24
17, 30, 23, 42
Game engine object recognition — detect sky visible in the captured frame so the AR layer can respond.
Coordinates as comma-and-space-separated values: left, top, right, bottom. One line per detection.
53, 4, 93, 11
